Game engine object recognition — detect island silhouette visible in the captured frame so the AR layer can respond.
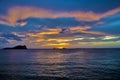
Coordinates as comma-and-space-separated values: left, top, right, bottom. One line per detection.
3, 45, 27, 49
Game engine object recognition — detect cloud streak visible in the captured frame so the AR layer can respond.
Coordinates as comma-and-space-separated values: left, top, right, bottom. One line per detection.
0, 6, 120, 26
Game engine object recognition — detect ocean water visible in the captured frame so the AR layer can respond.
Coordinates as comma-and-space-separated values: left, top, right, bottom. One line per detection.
0, 49, 120, 80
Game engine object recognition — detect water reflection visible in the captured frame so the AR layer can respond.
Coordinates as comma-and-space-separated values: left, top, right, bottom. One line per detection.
0, 49, 120, 79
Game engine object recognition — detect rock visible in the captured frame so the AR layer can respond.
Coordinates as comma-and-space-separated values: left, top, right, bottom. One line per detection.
3, 45, 27, 49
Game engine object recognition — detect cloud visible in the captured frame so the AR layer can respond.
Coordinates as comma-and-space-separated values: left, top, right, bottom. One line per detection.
0, 6, 120, 26
0, 37, 9, 44
0, 6, 120, 48
42, 42, 70, 49
89, 13, 120, 35
0, 25, 118, 48
23, 17, 81, 28
0, 33, 23, 41
25, 26, 117, 48
0, 32, 26, 45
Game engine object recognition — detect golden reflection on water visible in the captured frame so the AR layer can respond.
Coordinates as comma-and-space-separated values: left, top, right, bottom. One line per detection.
35, 50, 66, 63
33, 50, 89, 77
2, 50, 94, 77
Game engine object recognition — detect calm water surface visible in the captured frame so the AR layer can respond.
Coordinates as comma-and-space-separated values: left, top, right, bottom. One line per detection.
0, 49, 120, 80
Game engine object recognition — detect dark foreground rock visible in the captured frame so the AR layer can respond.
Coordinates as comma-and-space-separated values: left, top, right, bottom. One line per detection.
3, 45, 27, 49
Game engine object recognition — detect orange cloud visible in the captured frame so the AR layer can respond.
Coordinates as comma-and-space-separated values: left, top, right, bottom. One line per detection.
82, 31, 108, 36
26, 26, 110, 48
69, 26, 110, 36
42, 42, 70, 49
39, 32, 59, 35
43, 27, 61, 32
0, 6, 120, 26
27, 27, 61, 37
70, 26, 90, 32
72, 7, 120, 21
46, 38, 73, 42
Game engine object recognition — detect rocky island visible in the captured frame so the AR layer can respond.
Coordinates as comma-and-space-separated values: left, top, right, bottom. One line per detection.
3, 45, 27, 49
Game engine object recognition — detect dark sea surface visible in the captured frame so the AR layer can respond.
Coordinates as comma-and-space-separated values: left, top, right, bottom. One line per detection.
0, 49, 120, 80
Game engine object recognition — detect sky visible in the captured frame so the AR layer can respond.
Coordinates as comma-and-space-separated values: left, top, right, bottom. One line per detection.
0, 0, 120, 48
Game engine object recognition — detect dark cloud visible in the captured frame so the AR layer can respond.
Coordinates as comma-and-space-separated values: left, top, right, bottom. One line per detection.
0, 24, 14, 33
1, 33, 22, 41
23, 17, 81, 27
20, 17, 97, 28
0, 38, 9, 44
0, 33, 23, 42
0, 17, 91, 33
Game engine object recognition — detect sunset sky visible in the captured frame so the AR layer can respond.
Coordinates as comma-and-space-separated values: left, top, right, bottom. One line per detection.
0, 0, 120, 48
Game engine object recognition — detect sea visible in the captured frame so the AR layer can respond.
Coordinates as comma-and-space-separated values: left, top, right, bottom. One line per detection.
0, 49, 120, 80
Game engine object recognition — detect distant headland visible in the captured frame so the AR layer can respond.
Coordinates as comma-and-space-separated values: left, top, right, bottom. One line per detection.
3, 45, 27, 49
